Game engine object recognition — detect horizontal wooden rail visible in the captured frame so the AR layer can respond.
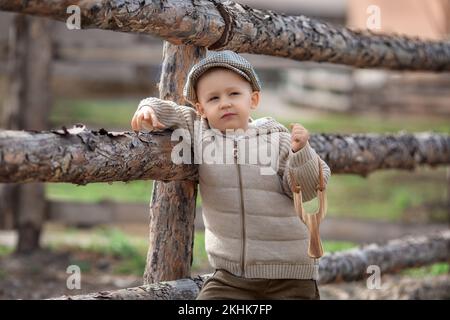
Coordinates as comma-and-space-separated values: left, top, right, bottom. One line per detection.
51, 231, 450, 299
0, 0, 449, 71
1, 126, 449, 183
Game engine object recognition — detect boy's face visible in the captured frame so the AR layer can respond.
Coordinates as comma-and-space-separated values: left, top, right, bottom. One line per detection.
195, 68, 260, 132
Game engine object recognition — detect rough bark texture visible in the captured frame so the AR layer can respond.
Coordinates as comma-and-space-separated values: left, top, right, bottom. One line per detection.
51, 231, 450, 300
0, 0, 450, 71
318, 230, 450, 284
0, 15, 52, 253
0, 126, 198, 184
144, 44, 204, 284
317, 131, 450, 177
1, 130, 449, 183
51, 274, 211, 300
52, 275, 450, 300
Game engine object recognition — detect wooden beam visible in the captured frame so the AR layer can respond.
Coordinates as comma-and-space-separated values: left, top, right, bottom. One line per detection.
0, 0, 449, 71
0, 126, 199, 184
50, 231, 450, 299
1, 128, 449, 183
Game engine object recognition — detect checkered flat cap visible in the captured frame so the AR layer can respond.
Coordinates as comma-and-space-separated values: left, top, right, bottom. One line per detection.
183, 50, 262, 105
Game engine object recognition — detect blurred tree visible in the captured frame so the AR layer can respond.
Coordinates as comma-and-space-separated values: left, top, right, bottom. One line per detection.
0, 14, 53, 253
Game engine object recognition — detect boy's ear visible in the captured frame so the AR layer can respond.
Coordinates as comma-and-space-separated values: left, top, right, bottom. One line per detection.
250, 91, 260, 110
195, 102, 206, 118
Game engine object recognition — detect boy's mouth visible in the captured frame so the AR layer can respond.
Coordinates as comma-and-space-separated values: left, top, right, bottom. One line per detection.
221, 112, 237, 119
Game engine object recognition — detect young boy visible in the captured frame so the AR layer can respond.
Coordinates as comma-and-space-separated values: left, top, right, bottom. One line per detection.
131, 50, 331, 300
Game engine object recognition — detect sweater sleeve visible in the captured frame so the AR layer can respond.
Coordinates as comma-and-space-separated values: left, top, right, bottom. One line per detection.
137, 97, 198, 137
279, 140, 331, 202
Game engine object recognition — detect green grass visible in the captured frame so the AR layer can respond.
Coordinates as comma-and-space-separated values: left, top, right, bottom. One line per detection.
259, 112, 450, 134
0, 245, 13, 257
323, 241, 357, 253
401, 263, 449, 278
46, 227, 148, 276
45, 180, 204, 206
83, 227, 147, 276
44, 228, 208, 275
46, 180, 155, 204
321, 166, 448, 222
68, 260, 92, 273
50, 99, 139, 129
192, 231, 209, 271
51, 98, 450, 134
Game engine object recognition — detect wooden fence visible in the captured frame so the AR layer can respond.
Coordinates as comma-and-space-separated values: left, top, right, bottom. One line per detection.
0, 0, 449, 299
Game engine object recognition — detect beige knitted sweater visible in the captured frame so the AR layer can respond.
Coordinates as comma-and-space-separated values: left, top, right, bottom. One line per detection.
137, 97, 331, 280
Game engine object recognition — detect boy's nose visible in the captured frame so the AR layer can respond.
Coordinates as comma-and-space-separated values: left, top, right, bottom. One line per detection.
219, 100, 232, 109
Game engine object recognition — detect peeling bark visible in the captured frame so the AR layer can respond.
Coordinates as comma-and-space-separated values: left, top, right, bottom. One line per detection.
0, 126, 198, 184
1, 129, 448, 183
51, 231, 450, 300
144, 44, 204, 284
0, 0, 449, 71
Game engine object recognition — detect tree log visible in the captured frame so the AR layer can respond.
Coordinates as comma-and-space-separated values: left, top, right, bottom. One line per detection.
0, 126, 199, 184
51, 275, 210, 300
0, 0, 449, 71
144, 44, 204, 284
319, 131, 450, 177
318, 230, 450, 284
1, 129, 449, 183
51, 231, 450, 300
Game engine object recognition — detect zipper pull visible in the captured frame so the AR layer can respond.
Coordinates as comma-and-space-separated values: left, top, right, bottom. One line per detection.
233, 140, 238, 160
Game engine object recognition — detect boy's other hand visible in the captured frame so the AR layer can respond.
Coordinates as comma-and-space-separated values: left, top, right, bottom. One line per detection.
290, 123, 309, 152
131, 105, 166, 132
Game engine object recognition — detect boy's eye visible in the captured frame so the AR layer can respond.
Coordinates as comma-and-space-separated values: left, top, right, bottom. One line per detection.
231, 92, 239, 95
209, 97, 218, 101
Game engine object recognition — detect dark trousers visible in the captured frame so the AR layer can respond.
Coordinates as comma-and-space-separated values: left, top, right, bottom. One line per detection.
196, 269, 320, 300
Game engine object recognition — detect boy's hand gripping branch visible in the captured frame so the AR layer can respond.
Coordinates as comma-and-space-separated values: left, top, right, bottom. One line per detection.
289, 157, 328, 259
131, 105, 166, 132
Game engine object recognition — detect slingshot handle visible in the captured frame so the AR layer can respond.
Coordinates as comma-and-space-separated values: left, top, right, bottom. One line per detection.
289, 155, 327, 259
306, 213, 324, 259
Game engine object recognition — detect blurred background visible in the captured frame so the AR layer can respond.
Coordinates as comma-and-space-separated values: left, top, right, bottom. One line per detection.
0, 0, 449, 299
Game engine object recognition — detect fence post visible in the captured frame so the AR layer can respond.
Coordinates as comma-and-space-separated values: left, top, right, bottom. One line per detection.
143, 43, 206, 284
0, 14, 52, 253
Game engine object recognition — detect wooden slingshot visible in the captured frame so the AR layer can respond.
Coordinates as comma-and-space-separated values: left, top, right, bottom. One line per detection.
289, 157, 327, 259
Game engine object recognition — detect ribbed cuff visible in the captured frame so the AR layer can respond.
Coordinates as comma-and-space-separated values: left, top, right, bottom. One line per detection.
136, 97, 184, 130
137, 97, 159, 111
289, 141, 317, 168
